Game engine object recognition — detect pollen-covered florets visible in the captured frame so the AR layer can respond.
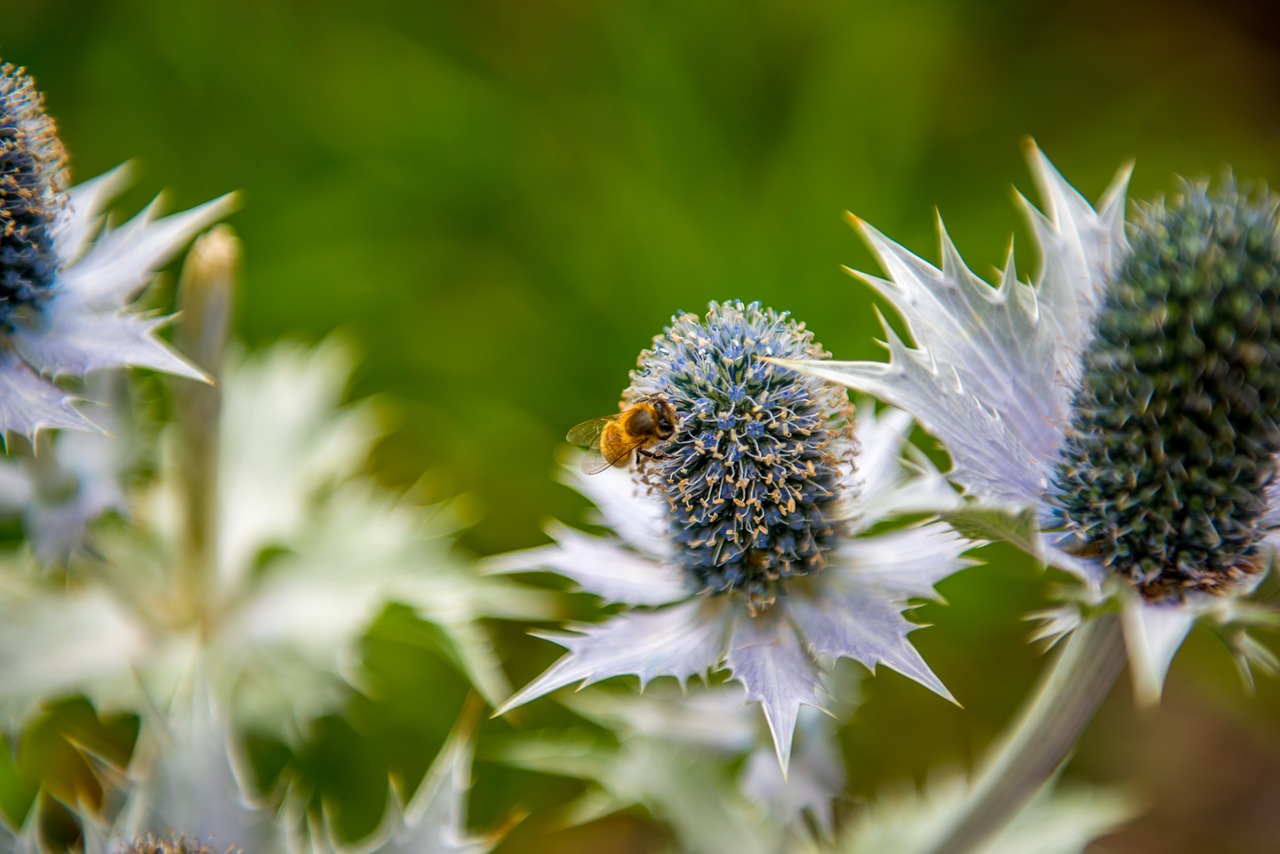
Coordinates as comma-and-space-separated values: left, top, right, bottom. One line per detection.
627, 300, 854, 609
1051, 179, 1280, 602
0, 64, 67, 322
119, 835, 235, 854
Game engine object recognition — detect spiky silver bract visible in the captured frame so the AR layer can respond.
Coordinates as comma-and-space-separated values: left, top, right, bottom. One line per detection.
776, 143, 1280, 702
495, 302, 971, 770
87, 675, 496, 854
0, 63, 234, 437
494, 685, 847, 854
794, 773, 1135, 854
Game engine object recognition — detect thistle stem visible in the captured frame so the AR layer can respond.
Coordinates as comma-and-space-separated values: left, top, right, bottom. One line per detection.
922, 613, 1126, 854
173, 226, 238, 623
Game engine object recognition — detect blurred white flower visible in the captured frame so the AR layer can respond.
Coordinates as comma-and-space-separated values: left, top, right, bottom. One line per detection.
0, 340, 550, 733
83, 673, 496, 854
96, 675, 288, 854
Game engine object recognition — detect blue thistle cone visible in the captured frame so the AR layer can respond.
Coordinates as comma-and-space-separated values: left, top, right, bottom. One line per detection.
627, 300, 854, 610
1052, 179, 1280, 601
0, 63, 67, 319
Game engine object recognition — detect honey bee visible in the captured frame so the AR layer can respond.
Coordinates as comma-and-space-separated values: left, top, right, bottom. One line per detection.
567, 396, 678, 475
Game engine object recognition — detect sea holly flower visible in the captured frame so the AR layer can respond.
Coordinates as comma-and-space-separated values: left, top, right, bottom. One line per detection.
495, 300, 970, 769
0, 63, 233, 436
775, 145, 1280, 703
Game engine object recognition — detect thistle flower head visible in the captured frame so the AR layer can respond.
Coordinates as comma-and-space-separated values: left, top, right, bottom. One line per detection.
0, 60, 234, 438
0, 64, 67, 316
627, 300, 854, 607
496, 302, 970, 769
117, 835, 233, 854
778, 143, 1280, 700
1051, 179, 1280, 602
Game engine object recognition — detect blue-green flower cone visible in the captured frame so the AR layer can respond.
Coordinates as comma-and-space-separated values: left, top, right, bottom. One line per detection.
1051, 180, 1280, 601
626, 300, 854, 609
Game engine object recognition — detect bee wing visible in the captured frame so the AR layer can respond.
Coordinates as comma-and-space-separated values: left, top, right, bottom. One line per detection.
580, 448, 615, 475
584, 434, 650, 475
566, 415, 614, 448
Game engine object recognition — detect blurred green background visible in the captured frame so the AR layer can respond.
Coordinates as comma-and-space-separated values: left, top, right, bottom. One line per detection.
7, 1, 1280, 851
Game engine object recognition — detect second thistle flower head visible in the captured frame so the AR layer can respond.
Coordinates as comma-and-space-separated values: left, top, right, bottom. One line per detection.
1052, 180, 1280, 602
776, 144, 1280, 701
627, 300, 854, 608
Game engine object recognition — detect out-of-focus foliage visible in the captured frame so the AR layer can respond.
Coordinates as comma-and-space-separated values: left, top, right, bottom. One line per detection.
7, 2, 1280, 852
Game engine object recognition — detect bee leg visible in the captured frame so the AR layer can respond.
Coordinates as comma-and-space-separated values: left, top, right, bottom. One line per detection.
638, 449, 672, 461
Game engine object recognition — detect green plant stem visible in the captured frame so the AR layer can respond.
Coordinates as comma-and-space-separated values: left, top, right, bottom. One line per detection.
173, 225, 238, 624
923, 613, 1127, 854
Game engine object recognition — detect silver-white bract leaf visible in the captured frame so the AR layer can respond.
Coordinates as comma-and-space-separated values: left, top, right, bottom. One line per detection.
802, 773, 1136, 854
741, 707, 846, 836
613, 745, 780, 854
497, 597, 730, 715
484, 521, 689, 606
53, 164, 133, 266
210, 339, 382, 591
1263, 478, 1280, 548
57, 192, 238, 310
778, 145, 1130, 512
0, 174, 234, 438
851, 404, 913, 501
306, 718, 495, 854
0, 813, 41, 854
788, 572, 953, 704
562, 685, 758, 754
0, 378, 131, 564
216, 484, 542, 723
494, 699, 784, 854
22, 389, 130, 564
558, 682, 850, 840
0, 353, 96, 436
559, 457, 672, 557
846, 403, 959, 529
111, 680, 286, 853
0, 574, 149, 721
726, 609, 826, 773
835, 522, 974, 601
1123, 598, 1196, 708
9, 307, 205, 382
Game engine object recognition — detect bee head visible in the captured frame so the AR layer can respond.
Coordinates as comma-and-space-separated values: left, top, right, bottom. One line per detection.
652, 398, 677, 439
